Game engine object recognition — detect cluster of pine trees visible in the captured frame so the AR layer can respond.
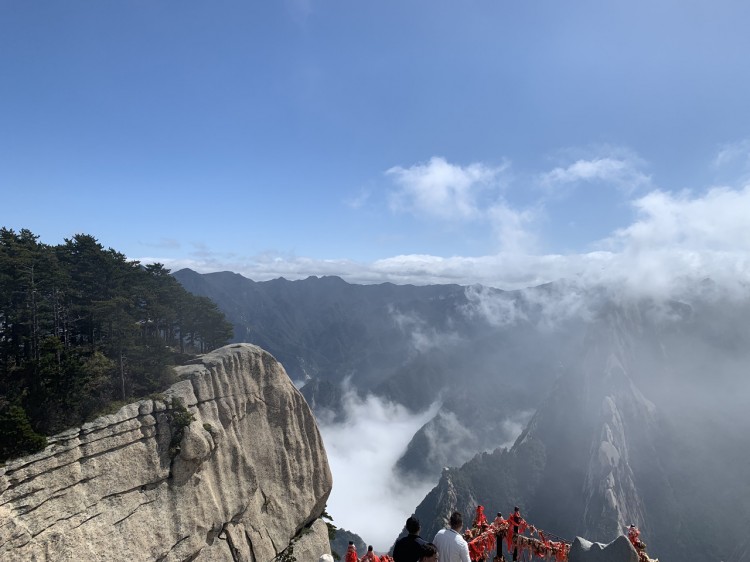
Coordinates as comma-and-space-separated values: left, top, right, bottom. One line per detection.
0, 228, 233, 462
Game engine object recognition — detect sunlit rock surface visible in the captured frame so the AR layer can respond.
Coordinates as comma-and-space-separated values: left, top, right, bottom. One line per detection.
0, 343, 332, 561
568, 535, 639, 562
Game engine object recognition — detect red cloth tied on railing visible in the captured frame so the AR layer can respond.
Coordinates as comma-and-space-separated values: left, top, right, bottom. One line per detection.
505, 511, 527, 551
468, 528, 497, 560
474, 505, 489, 529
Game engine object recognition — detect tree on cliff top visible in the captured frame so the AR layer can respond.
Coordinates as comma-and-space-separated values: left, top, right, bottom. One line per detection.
0, 228, 233, 462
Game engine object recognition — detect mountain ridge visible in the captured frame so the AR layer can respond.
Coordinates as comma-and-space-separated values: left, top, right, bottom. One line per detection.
175, 269, 750, 561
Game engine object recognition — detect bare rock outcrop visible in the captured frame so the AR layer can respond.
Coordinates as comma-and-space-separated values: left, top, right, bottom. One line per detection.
0, 343, 333, 561
568, 535, 639, 562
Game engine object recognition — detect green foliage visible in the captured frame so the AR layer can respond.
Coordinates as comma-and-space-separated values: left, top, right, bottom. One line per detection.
167, 397, 195, 458
322, 508, 338, 542
0, 228, 233, 462
0, 402, 47, 460
273, 542, 296, 562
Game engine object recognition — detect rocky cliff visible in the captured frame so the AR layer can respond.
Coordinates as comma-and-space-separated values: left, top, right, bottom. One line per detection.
0, 343, 333, 561
409, 307, 673, 558
568, 536, 639, 562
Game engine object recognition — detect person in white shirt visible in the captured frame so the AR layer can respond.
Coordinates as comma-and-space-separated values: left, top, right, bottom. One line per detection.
432, 511, 470, 562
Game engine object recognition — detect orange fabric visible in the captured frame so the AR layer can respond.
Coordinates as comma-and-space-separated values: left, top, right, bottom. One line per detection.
346, 545, 358, 562
628, 526, 641, 548
506, 511, 526, 551
468, 528, 497, 560
474, 505, 489, 528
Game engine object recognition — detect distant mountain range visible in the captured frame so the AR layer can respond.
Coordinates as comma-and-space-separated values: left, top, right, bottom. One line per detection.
173, 269, 580, 471
174, 269, 750, 561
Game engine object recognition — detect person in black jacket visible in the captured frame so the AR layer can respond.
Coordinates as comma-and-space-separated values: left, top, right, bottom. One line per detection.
393, 516, 427, 562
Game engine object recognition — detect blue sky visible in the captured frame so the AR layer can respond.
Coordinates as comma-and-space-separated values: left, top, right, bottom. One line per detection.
3, 0, 750, 289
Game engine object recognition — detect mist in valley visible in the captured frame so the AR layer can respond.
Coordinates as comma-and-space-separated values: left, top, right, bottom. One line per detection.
176, 179, 750, 557
6, 1, 750, 560
296, 240, 750, 557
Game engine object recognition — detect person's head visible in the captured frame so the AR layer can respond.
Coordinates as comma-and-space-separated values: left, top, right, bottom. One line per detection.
449, 511, 463, 531
514, 506, 520, 513
406, 516, 421, 535
368, 546, 374, 552
419, 543, 438, 562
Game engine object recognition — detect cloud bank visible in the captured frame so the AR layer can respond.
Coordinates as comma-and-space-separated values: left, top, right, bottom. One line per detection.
317, 388, 439, 551
141, 151, 750, 299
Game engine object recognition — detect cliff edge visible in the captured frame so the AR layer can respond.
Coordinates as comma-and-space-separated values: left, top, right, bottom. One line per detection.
0, 343, 333, 561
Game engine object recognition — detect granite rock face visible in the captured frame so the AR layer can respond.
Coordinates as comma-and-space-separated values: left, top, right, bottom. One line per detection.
568, 535, 639, 562
0, 343, 333, 561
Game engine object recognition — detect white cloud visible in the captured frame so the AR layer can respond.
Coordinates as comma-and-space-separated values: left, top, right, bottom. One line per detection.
422, 410, 476, 467
386, 156, 508, 220
345, 188, 372, 210
140, 170, 750, 300
499, 410, 534, 449
609, 186, 750, 252
488, 202, 538, 254
391, 309, 463, 353
540, 156, 650, 194
463, 285, 525, 327
463, 278, 598, 330
713, 139, 750, 169
588, 184, 750, 296
318, 387, 439, 551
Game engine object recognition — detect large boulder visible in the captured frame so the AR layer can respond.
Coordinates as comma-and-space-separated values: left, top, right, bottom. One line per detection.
568, 535, 639, 562
0, 343, 333, 561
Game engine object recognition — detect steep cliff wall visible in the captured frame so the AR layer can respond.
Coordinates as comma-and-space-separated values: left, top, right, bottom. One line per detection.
409, 308, 673, 559
0, 343, 332, 561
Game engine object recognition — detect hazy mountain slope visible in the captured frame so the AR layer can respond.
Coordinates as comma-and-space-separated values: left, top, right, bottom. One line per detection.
173, 270, 587, 475
410, 299, 750, 560
174, 269, 467, 390
176, 270, 750, 559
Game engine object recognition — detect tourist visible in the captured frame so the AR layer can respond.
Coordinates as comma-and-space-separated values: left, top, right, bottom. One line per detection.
432, 511, 470, 562
346, 541, 359, 562
393, 516, 427, 562
418, 543, 439, 562
361, 544, 381, 562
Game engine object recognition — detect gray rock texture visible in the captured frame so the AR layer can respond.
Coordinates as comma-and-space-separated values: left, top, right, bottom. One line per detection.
0, 343, 333, 561
568, 535, 639, 562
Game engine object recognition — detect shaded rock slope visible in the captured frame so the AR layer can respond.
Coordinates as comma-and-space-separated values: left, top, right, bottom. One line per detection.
410, 307, 684, 560
173, 270, 586, 477
0, 343, 333, 561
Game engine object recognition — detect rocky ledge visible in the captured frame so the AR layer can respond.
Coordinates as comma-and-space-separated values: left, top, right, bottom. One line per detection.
0, 343, 333, 561
569, 535, 639, 562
